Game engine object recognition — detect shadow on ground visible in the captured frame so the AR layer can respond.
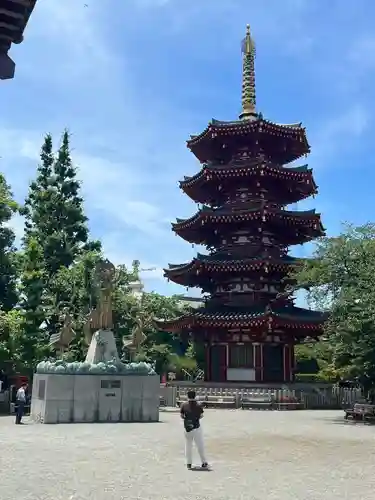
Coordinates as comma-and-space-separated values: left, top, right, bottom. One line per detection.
319, 415, 375, 426
190, 466, 212, 472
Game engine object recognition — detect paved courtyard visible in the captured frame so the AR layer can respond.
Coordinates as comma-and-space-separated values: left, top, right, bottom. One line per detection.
0, 409, 374, 500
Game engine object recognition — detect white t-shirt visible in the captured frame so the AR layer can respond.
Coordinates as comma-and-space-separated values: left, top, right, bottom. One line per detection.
16, 387, 26, 402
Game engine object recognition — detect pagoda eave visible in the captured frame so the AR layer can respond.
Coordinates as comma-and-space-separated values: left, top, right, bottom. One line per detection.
173, 208, 323, 231
187, 118, 310, 164
155, 307, 327, 334
180, 165, 317, 205
173, 228, 324, 247
165, 257, 302, 287
180, 163, 315, 190
172, 211, 325, 245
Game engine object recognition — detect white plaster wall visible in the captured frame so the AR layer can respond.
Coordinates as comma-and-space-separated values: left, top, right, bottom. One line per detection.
226, 368, 256, 382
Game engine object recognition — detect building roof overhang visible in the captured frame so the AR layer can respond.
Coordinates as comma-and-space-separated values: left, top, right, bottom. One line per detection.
187, 117, 310, 164
0, 0, 38, 80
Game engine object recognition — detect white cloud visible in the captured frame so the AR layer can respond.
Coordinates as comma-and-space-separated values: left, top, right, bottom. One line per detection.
100, 230, 164, 278
0, 128, 169, 242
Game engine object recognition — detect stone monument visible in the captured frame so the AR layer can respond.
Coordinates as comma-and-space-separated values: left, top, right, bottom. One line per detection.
31, 259, 160, 424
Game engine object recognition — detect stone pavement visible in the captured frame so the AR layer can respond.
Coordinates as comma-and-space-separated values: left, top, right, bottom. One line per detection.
0, 410, 374, 500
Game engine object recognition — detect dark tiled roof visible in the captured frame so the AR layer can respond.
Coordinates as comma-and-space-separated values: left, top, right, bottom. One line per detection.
166, 253, 300, 273
188, 117, 305, 143
192, 306, 326, 322
211, 118, 303, 128
173, 205, 322, 229
186, 118, 310, 165
154, 305, 327, 331
181, 162, 312, 186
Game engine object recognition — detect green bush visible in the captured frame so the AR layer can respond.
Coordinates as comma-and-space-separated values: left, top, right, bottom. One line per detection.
294, 373, 337, 383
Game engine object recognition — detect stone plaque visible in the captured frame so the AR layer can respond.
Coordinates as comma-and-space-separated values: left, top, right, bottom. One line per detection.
38, 379, 46, 400
101, 380, 121, 389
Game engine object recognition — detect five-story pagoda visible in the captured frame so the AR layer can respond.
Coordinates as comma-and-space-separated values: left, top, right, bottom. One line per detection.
155, 25, 326, 383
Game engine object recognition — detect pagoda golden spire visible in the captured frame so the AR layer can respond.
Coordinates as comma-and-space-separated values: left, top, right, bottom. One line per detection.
239, 24, 257, 120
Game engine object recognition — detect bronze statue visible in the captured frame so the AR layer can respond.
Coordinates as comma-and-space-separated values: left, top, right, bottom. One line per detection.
123, 317, 147, 361
49, 308, 75, 357
83, 259, 116, 344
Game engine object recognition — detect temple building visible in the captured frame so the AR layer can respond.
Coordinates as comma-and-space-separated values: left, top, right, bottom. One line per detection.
0, 0, 38, 80
155, 25, 326, 383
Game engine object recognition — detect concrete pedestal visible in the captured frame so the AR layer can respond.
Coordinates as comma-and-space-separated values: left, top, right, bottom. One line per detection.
31, 373, 159, 424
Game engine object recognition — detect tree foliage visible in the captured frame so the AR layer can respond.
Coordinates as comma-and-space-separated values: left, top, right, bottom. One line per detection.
16, 131, 102, 371
0, 173, 19, 311
0, 132, 201, 379
294, 223, 375, 389
113, 267, 188, 374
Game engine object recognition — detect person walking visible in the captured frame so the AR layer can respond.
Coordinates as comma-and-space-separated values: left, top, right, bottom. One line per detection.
15, 382, 28, 425
180, 390, 209, 470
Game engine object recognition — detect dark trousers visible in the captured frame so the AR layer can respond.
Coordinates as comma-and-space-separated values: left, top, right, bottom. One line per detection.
15, 401, 25, 424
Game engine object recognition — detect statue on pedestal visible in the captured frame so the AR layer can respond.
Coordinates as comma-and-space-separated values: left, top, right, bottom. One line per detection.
83, 259, 116, 345
123, 317, 147, 361
49, 308, 75, 358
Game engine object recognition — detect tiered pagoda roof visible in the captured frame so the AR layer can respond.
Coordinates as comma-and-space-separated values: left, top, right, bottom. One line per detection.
180, 159, 317, 206
155, 25, 326, 341
187, 117, 310, 165
165, 253, 302, 288
155, 304, 327, 335
172, 203, 324, 246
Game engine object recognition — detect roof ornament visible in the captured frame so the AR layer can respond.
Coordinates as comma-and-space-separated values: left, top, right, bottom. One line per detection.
239, 24, 257, 121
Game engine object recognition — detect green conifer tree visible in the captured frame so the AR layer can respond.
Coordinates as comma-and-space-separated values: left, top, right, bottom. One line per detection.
20, 131, 101, 352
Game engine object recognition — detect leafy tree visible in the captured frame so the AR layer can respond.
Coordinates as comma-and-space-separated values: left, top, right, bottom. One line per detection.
294, 343, 328, 374
0, 309, 23, 371
169, 344, 198, 379
294, 223, 375, 391
111, 262, 189, 374
46, 249, 102, 362
0, 173, 19, 310
18, 237, 48, 371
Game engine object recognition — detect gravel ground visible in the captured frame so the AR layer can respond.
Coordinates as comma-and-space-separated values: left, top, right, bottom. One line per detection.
1, 409, 375, 500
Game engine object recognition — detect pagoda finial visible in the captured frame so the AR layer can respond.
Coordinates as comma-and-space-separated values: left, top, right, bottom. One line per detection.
239, 24, 257, 121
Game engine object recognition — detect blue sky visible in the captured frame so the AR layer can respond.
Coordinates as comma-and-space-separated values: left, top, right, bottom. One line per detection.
1, 0, 375, 299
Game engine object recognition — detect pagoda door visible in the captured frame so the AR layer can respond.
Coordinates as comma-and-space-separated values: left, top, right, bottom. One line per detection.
263, 344, 284, 383
210, 345, 227, 382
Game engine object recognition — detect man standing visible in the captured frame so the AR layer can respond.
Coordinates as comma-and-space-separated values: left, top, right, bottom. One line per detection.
15, 382, 28, 425
180, 390, 209, 470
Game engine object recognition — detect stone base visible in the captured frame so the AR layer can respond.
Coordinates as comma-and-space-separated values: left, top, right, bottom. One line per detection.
30, 373, 160, 424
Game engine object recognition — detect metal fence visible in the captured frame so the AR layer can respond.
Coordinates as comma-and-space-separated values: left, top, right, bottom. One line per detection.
160, 385, 363, 410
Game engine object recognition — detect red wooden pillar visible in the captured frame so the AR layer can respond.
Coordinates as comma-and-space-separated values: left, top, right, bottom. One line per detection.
283, 344, 292, 382
290, 344, 295, 382
254, 343, 263, 382
219, 344, 228, 382
205, 342, 210, 382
